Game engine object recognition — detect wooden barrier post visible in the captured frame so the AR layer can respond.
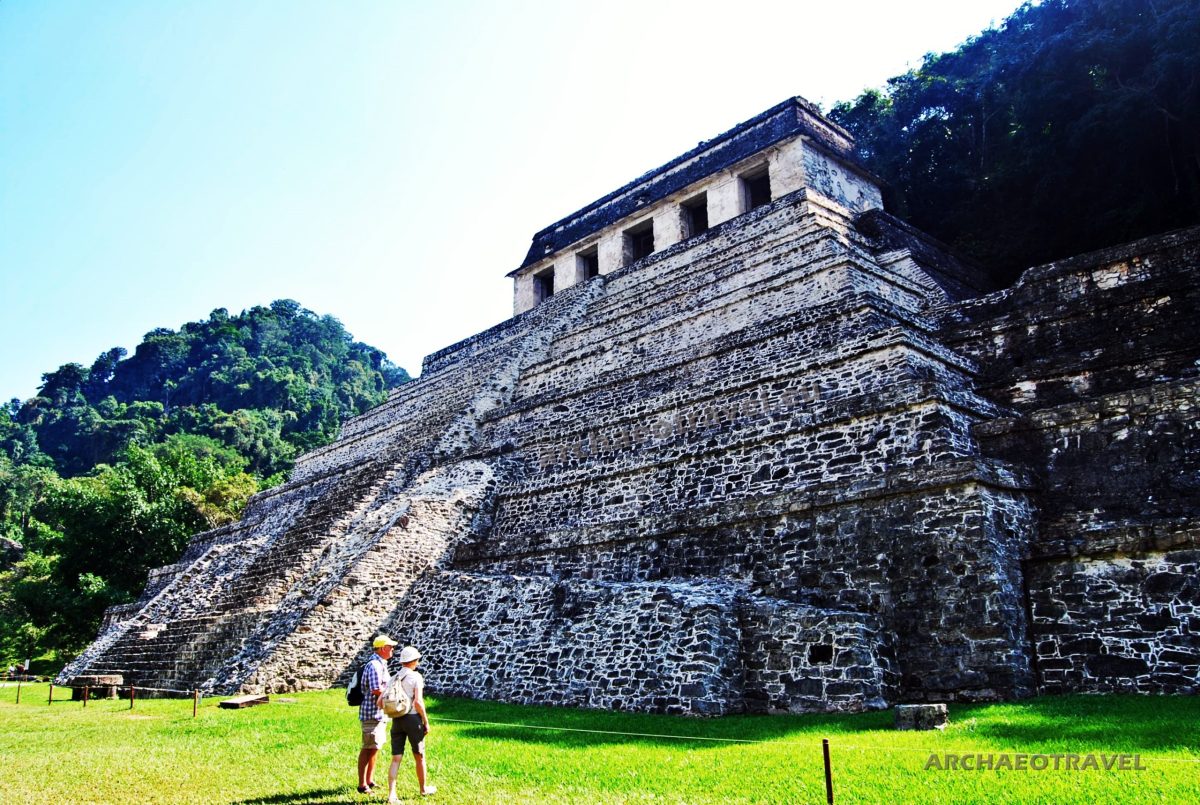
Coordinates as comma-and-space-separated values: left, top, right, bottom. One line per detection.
15, 677, 21, 704
129, 686, 135, 710
83, 685, 89, 707
47, 683, 53, 704
822, 738, 834, 804
193, 689, 199, 718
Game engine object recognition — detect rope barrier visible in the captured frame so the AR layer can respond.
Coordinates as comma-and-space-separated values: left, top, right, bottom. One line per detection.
822, 742, 1200, 763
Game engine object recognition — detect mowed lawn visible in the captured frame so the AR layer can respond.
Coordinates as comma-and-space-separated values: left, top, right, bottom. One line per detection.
1, 684, 1197, 804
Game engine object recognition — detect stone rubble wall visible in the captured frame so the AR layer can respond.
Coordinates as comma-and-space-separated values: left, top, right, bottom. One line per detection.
416, 188, 1035, 708
378, 573, 895, 715
936, 226, 1200, 695
977, 379, 1200, 536
739, 599, 894, 713
937, 227, 1200, 411
1029, 549, 1199, 693
380, 574, 746, 715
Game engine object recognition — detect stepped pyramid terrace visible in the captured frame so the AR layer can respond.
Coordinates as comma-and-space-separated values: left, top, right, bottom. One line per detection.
62, 97, 1200, 714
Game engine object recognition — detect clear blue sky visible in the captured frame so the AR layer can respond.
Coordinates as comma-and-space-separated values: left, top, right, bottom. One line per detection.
0, 0, 1024, 402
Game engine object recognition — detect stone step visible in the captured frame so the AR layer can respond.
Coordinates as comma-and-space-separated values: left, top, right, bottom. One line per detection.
516, 261, 932, 406
486, 318, 985, 457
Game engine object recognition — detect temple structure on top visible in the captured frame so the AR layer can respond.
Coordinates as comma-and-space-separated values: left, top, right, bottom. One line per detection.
62, 96, 1199, 714
509, 97, 884, 313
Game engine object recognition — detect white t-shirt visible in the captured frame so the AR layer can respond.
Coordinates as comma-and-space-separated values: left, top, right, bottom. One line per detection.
395, 667, 424, 708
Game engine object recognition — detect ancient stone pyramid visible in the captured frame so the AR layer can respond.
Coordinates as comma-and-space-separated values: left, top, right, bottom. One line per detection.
62, 98, 1199, 713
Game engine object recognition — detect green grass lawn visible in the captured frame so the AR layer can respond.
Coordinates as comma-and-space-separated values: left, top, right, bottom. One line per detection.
1, 684, 1196, 803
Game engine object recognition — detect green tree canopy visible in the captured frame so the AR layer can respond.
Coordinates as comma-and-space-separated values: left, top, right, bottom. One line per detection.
830, 0, 1200, 284
0, 301, 409, 662
15, 300, 409, 477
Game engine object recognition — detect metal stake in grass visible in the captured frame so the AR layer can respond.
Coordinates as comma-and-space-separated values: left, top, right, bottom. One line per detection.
822, 738, 834, 804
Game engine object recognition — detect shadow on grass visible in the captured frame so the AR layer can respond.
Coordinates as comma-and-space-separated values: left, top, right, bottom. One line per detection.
436, 697, 896, 749
952, 693, 1200, 752
432, 694, 1200, 753
454, 723, 740, 749
229, 787, 358, 804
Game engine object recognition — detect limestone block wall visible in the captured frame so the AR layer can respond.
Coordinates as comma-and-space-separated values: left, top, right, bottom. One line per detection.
937, 227, 1200, 411
419, 188, 1036, 708
977, 380, 1200, 534
739, 601, 894, 714
1029, 549, 1199, 693
381, 574, 745, 715
454, 464, 1035, 704
936, 225, 1200, 695
378, 575, 896, 715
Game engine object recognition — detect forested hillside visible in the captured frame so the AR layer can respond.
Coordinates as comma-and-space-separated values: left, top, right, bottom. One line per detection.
0, 300, 408, 663
830, 0, 1200, 284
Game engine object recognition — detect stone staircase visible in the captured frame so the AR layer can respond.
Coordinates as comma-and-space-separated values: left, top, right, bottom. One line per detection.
61, 276, 602, 694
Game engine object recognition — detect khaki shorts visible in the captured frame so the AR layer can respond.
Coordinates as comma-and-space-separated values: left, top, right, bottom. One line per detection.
361, 718, 388, 750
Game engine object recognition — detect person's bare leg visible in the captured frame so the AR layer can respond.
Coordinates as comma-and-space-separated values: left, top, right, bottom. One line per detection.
415, 752, 434, 794
366, 748, 379, 787
388, 756, 402, 803
358, 747, 378, 788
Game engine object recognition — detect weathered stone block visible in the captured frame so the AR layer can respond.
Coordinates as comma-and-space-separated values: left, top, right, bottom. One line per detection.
895, 703, 948, 730
68, 674, 123, 700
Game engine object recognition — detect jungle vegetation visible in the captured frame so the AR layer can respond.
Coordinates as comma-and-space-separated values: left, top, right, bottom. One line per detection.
829, 0, 1200, 285
0, 300, 408, 661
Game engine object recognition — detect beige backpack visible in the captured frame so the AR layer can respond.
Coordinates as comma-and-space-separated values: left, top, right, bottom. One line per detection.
381, 668, 412, 718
